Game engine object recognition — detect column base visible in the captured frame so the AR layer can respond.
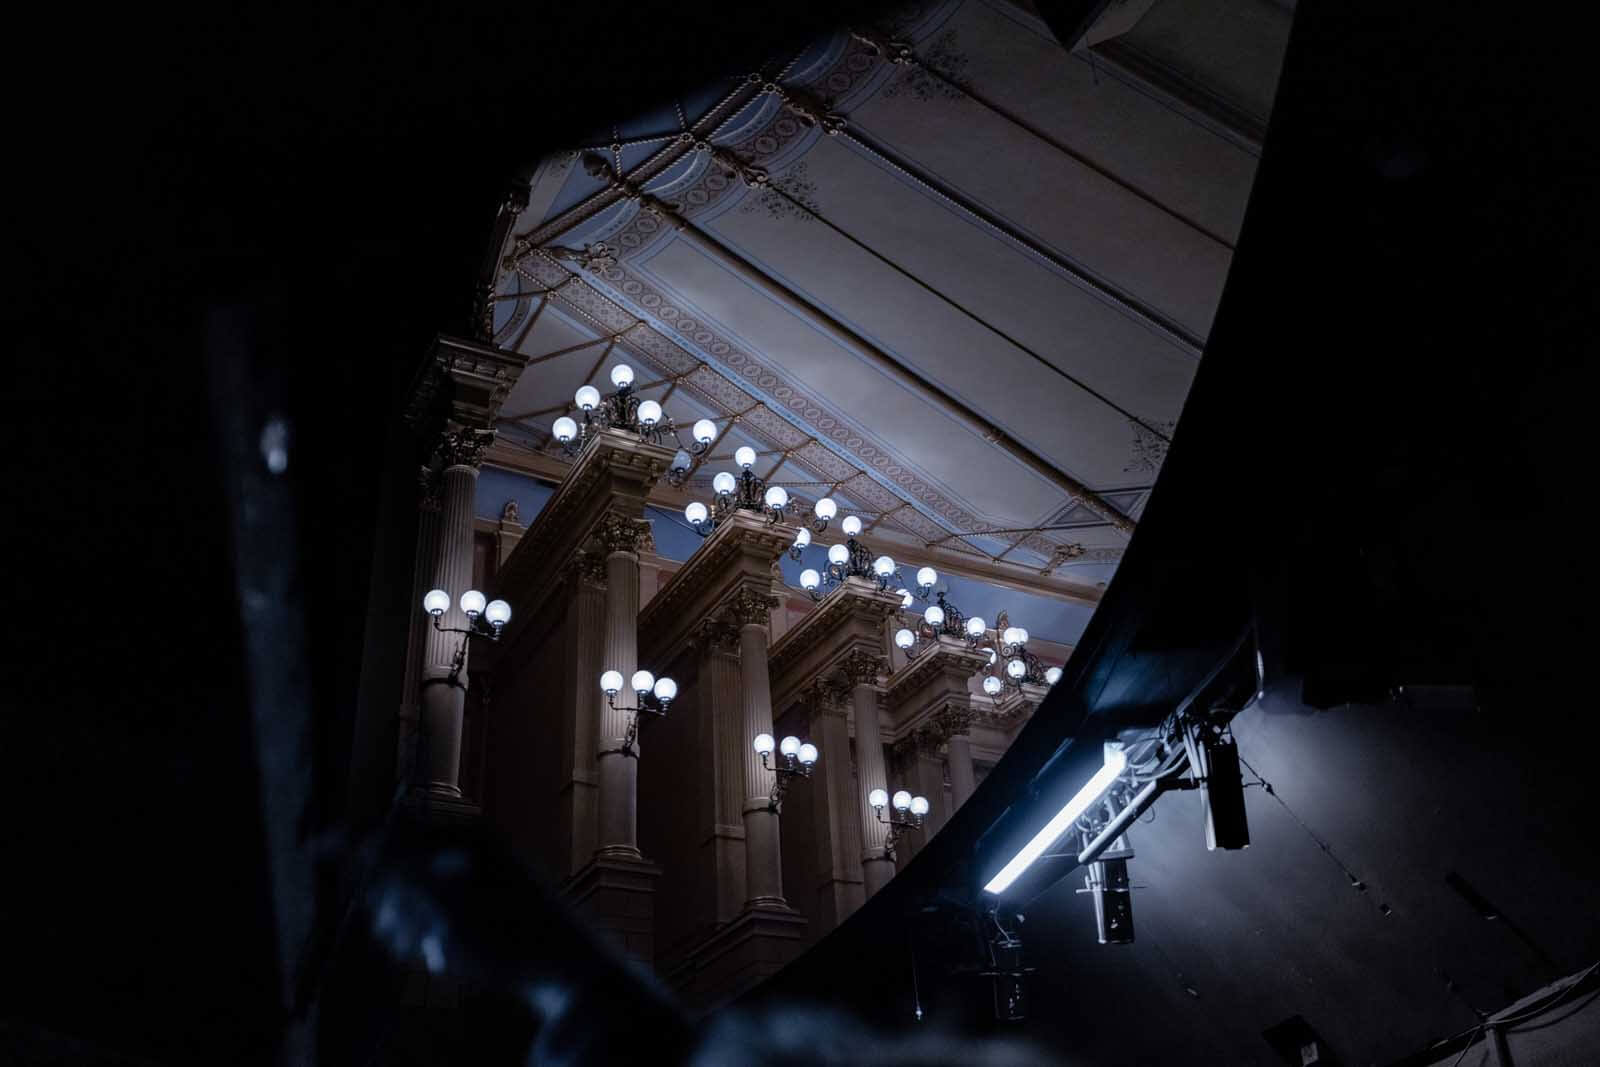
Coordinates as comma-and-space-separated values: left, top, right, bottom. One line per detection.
398, 787, 482, 828
563, 853, 662, 967
662, 903, 807, 1015
862, 854, 897, 899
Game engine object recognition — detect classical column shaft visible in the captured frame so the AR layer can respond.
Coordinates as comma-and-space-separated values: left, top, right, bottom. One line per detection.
419, 461, 478, 797
739, 617, 784, 908
809, 702, 864, 932
560, 560, 606, 873
948, 732, 978, 812
398, 484, 442, 781
596, 543, 641, 857
853, 678, 895, 897
700, 638, 748, 924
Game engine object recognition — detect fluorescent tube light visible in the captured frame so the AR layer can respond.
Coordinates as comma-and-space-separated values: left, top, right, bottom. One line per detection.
983, 743, 1127, 896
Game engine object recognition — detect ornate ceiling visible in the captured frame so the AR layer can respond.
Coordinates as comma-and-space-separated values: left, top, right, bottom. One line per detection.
487, 0, 1290, 598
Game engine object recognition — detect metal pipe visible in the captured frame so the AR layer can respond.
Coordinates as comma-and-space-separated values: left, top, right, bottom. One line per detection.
1077, 779, 1164, 865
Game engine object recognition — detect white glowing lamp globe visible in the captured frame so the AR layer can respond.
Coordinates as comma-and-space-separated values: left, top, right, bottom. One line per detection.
798, 742, 819, 766
873, 555, 895, 577
841, 515, 862, 537
637, 400, 662, 426
1002, 626, 1026, 647
983, 675, 1003, 695
793, 527, 811, 548
459, 589, 487, 617
600, 670, 623, 695
779, 735, 802, 758
827, 544, 849, 566
894, 628, 916, 650
734, 445, 757, 469
653, 677, 678, 703
765, 486, 789, 509
986, 648, 997, 666
1015, 627, 1029, 645
672, 449, 691, 472
916, 566, 937, 588
813, 496, 837, 520
1045, 666, 1063, 686
685, 501, 709, 525
897, 587, 914, 608
712, 471, 737, 495
909, 795, 930, 817
610, 363, 635, 388
575, 385, 600, 411
552, 416, 578, 443
423, 588, 450, 616
892, 790, 912, 812
692, 418, 716, 445
800, 568, 821, 590
631, 670, 655, 693
753, 732, 775, 756
1006, 657, 1026, 680
966, 615, 987, 638
868, 788, 889, 810
923, 604, 945, 628
484, 599, 512, 627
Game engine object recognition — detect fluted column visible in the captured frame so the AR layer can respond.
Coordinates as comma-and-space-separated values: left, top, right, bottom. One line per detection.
697, 620, 748, 924
398, 466, 443, 782
560, 551, 607, 874
948, 732, 977, 811
806, 682, 865, 932
842, 649, 894, 897
730, 588, 785, 908
594, 511, 649, 859
418, 429, 491, 798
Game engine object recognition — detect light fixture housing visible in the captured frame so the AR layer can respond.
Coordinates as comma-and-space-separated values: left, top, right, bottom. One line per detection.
892, 790, 912, 812
484, 599, 512, 627
637, 400, 662, 426
814, 497, 837, 520
692, 418, 716, 445
610, 363, 635, 388
779, 735, 801, 758
841, 515, 862, 537
652, 677, 677, 703
423, 589, 450, 616
982, 743, 1127, 896
575, 385, 601, 411
685, 501, 709, 525
712, 471, 737, 495
799, 568, 821, 591
873, 555, 895, 577
916, 566, 937, 588
894, 628, 916, 650
552, 416, 578, 443
909, 795, 930, 817
631, 670, 655, 694
1045, 666, 1062, 685
897, 588, 914, 609
459, 590, 487, 617
868, 788, 889, 810
966, 616, 987, 637
798, 742, 819, 766
924, 605, 945, 627
765, 486, 789, 509
1002, 626, 1026, 647
793, 527, 811, 548
983, 675, 1003, 695
827, 544, 849, 566
753, 732, 775, 755
1006, 657, 1026, 680
735, 445, 757, 469
600, 670, 623, 695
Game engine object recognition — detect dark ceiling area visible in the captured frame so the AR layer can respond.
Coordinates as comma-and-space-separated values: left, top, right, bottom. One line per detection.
7, 0, 1597, 1065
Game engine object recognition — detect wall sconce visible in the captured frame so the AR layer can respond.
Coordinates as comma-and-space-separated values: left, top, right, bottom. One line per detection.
599, 668, 677, 757
753, 732, 819, 812
870, 787, 931, 862
423, 587, 511, 682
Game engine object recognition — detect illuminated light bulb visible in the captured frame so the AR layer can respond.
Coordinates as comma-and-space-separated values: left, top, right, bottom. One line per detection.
983, 675, 1003, 695
873, 555, 895, 577
712, 471, 736, 495
692, 419, 716, 445
983, 744, 1127, 895
894, 628, 915, 650
1045, 666, 1062, 686
1002, 626, 1026, 648
841, 515, 862, 537
753, 732, 775, 755
916, 566, 937, 588
986, 648, 998, 666
827, 544, 848, 566
1015, 628, 1029, 645
671, 449, 691, 472
897, 588, 913, 609
793, 527, 811, 548
765, 486, 789, 509
868, 788, 889, 810
552, 416, 578, 443
966, 616, 987, 637
1006, 657, 1026, 680
484, 599, 512, 627
799, 568, 820, 591
780, 735, 801, 758
923, 605, 945, 627
892, 790, 912, 811
909, 795, 930, 817
653, 677, 677, 703
422, 589, 450, 616
734, 445, 756, 469
637, 400, 662, 426
459, 590, 486, 617
813, 497, 837, 520
600, 670, 623, 694
631, 670, 655, 693
798, 742, 818, 766
610, 363, 635, 387
685, 501, 709, 525
574, 385, 600, 411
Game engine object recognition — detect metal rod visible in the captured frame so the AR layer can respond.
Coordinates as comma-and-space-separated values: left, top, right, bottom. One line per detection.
1077, 779, 1165, 866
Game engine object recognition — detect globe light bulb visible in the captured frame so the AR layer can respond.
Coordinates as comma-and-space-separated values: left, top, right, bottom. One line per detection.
422, 589, 450, 616
983, 675, 1003, 695
841, 515, 862, 536
712, 471, 736, 495
653, 677, 677, 702
1015, 628, 1029, 645
600, 670, 623, 694
575, 385, 600, 411
780, 735, 801, 758
1045, 666, 1062, 685
671, 449, 691, 472
793, 527, 811, 548
753, 732, 775, 755
685, 501, 708, 525
637, 400, 662, 426
459, 590, 486, 617
800, 568, 821, 590
1002, 626, 1025, 647
484, 599, 512, 627
734, 445, 757, 469
610, 363, 634, 387
897, 587, 914, 608
869, 788, 889, 810
892, 790, 912, 811
552, 416, 578, 443
894, 628, 915, 650
765, 486, 789, 509
966, 616, 987, 637
631, 670, 655, 693
692, 418, 716, 445
873, 555, 895, 577
986, 648, 997, 666
798, 742, 818, 766
924, 605, 945, 627
909, 795, 930, 816
813, 497, 837, 520
827, 544, 848, 566
916, 566, 937, 588
1007, 657, 1026, 680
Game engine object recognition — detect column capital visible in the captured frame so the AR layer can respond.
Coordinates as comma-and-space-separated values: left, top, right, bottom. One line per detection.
800, 677, 852, 723
563, 548, 609, 588
837, 647, 886, 688
591, 511, 652, 556
693, 616, 742, 655
723, 586, 779, 628
432, 426, 496, 470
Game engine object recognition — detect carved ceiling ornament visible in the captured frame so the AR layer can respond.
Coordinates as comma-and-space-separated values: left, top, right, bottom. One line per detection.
591, 511, 652, 556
